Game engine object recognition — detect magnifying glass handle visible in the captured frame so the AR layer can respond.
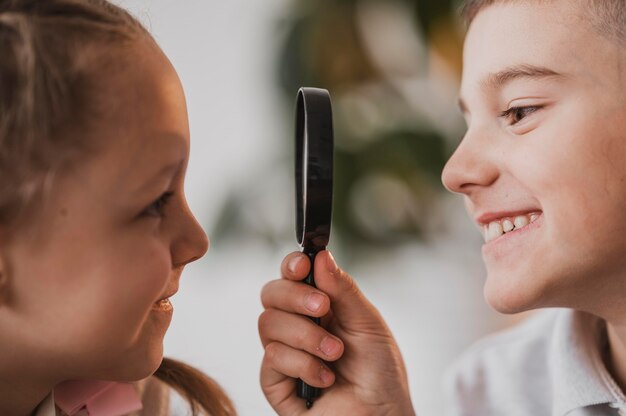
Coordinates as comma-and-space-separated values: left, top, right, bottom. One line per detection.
297, 248, 322, 408
301, 249, 321, 323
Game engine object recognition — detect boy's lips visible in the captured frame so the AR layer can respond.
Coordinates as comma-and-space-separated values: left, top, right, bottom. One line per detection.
474, 209, 543, 244
475, 209, 542, 226
481, 212, 544, 251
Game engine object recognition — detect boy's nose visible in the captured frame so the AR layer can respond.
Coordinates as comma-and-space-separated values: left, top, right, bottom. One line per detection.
441, 128, 500, 195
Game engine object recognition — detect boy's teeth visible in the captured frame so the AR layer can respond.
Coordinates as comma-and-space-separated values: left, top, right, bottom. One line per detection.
487, 221, 503, 241
513, 215, 529, 229
502, 219, 514, 232
483, 213, 540, 242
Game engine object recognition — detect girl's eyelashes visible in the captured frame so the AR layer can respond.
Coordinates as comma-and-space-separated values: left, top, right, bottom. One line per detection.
500, 105, 543, 125
143, 191, 174, 218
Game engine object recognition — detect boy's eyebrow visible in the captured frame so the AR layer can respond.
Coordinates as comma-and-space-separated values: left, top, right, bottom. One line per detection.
458, 64, 565, 115
483, 64, 564, 89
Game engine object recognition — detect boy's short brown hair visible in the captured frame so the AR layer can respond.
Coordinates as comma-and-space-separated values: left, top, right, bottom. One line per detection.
461, 0, 626, 43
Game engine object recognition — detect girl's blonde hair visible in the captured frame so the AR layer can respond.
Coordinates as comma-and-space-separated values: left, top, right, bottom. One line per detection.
0, 0, 235, 414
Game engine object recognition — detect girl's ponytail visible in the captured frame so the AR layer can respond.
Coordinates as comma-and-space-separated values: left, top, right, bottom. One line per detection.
156, 358, 236, 416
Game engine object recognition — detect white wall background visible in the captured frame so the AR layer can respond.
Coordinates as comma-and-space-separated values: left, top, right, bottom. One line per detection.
114, 1, 517, 414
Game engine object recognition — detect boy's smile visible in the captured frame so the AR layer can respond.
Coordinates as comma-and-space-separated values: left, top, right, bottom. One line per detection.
441, 0, 626, 316
476, 210, 542, 243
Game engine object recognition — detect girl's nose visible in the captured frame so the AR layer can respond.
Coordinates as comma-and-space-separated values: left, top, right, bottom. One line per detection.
172, 207, 210, 267
441, 127, 500, 195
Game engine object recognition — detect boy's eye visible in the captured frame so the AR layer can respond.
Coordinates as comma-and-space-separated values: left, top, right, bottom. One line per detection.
143, 192, 174, 218
500, 106, 541, 125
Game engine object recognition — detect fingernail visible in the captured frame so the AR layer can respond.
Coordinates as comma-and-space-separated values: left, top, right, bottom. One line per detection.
319, 336, 341, 357
326, 251, 338, 273
288, 255, 301, 274
319, 366, 333, 384
304, 292, 325, 313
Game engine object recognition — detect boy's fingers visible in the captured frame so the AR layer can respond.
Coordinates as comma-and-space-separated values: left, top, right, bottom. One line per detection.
261, 279, 330, 317
259, 346, 304, 416
258, 308, 344, 361
313, 250, 386, 328
280, 251, 311, 281
262, 341, 336, 389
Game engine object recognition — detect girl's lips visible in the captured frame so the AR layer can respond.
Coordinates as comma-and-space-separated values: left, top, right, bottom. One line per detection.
153, 286, 177, 313
152, 298, 173, 312
155, 287, 178, 303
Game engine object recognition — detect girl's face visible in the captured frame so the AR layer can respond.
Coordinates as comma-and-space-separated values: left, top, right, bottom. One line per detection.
2, 40, 208, 381
441, 1, 626, 318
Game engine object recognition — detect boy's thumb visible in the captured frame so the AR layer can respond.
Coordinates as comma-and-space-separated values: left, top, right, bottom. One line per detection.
313, 250, 386, 330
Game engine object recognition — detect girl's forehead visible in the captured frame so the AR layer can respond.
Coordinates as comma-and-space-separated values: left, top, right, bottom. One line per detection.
102, 46, 188, 141
112, 44, 188, 131
71, 44, 190, 194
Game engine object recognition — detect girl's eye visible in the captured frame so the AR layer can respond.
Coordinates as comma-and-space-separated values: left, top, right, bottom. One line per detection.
500, 106, 542, 125
143, 192, 174, 218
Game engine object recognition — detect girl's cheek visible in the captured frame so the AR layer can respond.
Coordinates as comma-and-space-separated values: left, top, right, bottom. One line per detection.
133, 241, 172, 299
94, 229, 171, 318
94, 244, 170, 347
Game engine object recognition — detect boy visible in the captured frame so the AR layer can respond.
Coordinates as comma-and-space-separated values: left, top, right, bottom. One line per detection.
258, 0, 626, 414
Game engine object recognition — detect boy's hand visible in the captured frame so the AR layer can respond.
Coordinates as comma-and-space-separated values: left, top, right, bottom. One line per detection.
259, 250, 415, 416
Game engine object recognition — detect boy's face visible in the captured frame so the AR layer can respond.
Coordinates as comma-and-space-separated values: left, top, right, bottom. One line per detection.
442, 0, 626, 317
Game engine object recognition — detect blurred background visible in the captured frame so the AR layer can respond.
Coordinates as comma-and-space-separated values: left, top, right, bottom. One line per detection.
115, 0, 521, 414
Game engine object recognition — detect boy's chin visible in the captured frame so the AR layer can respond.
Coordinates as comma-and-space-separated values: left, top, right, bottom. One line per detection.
483, 271, 545, 315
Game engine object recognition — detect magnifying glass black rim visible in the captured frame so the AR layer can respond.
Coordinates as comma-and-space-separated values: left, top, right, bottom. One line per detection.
295, 87, 334, 250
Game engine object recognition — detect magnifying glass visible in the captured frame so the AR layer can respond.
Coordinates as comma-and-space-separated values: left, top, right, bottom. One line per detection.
294, 87, 334, 409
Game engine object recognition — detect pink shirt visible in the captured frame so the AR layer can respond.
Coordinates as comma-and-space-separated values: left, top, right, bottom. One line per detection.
34, 376, 171, 416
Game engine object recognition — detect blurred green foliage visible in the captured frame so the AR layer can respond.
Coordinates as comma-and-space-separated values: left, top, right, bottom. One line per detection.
212, 0, 467, 252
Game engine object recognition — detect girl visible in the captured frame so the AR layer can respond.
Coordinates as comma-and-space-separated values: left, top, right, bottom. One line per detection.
0, 0, 234, 415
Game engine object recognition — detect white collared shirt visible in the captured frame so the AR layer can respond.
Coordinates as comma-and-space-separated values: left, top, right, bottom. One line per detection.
444, 308, 626, 416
